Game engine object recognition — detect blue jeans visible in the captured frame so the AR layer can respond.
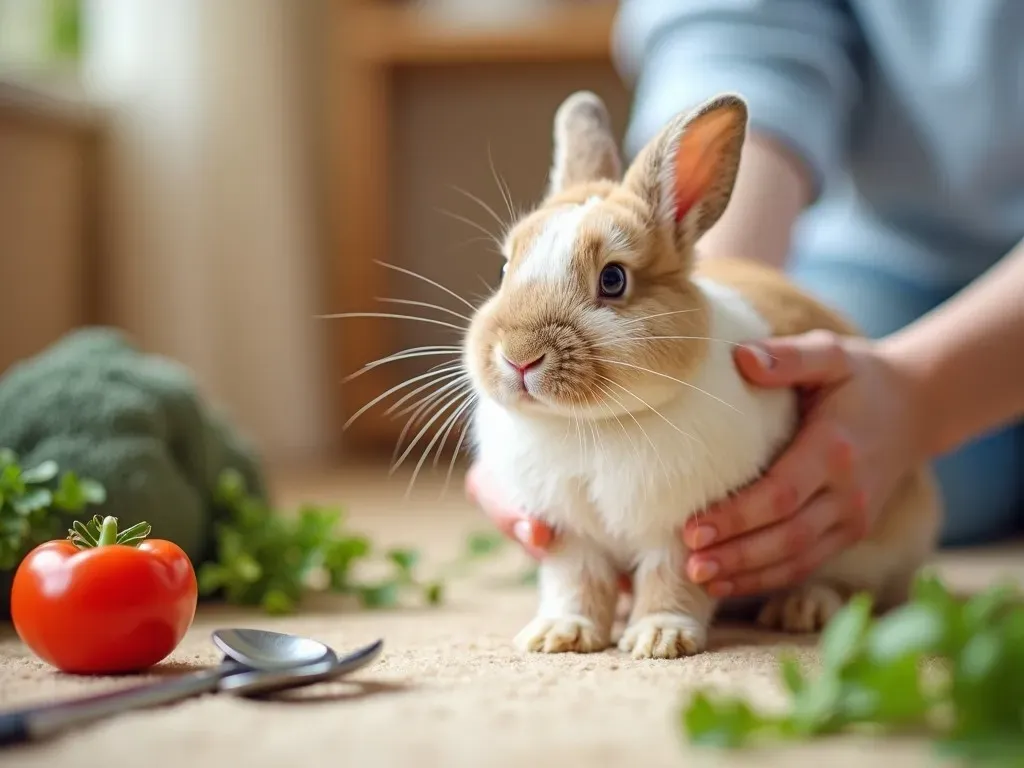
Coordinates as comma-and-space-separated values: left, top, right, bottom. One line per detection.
787, 259, 1024, 547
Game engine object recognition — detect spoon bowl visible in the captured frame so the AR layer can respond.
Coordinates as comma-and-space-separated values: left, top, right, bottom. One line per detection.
219, 638, 384, 697
212, 628, 333, 671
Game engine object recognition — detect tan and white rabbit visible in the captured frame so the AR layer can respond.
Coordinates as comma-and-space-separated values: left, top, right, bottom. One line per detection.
463, 91, 941, 659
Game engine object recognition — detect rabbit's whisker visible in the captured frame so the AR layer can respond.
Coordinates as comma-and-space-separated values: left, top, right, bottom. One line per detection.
590, 357, 741, 414
318, 311, 467, 334
443, 416, 473, 499
345, 346, 462, 383
487, 144, 518, 224
386, 371, 469, 420
590, 381, 645, 498
437, 208, 504, 253
597, 376, 705, 452
450, 184, 509, 235
406, 392, 477, 497
389, 376, 472, 466
391, 385, 472, 483
607, 335, 746, 349
593, 375, 668, 480
343, 364, 465, 430
372, 259, 479, 313
375, 297, 475, 324
619, 308, 701, 327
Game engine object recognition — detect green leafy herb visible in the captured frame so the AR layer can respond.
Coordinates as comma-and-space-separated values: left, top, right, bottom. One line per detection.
679, 572, 1024, 766
198, 468, 508, 614
0, 449, 107, 570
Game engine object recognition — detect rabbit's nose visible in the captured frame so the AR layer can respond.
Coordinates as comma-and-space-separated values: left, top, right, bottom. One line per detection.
500, 351, 545, 374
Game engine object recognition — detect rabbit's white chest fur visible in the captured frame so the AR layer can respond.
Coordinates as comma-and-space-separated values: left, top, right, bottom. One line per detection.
470, 278, 798, 570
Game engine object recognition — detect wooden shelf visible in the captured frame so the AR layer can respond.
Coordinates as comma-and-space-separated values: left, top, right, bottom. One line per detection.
329, 1, 619, 451
342, 2, 617, 65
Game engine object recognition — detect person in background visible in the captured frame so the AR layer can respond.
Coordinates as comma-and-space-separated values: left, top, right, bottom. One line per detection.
468, 1, 1024, 600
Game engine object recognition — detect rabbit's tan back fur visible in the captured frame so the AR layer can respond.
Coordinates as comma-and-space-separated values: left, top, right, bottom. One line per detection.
464, 91, 940, 658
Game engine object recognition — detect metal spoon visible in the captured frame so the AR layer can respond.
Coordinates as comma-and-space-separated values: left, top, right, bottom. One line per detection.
220, 638, 384, 698
0, 628, 335, 746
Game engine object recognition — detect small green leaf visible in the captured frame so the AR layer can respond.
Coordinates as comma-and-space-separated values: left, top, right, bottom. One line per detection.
215, 468, 247, 504
681, 692, 772, 748
357, 581, 400, 609
424, 581, 444, 605
788, 672, 843, 735
466, 531, 504, 557
387, 548, 420, 574
233, 553, 263, 583
261, 589, 295, 615
0, 464, 24, 495
779, 656, 805, 695
78, 479, 107, 505
52, 472, 87, 510
866, 602, 945, 664
197, 563, 228, 594
0, 448, 18, 467
962, 582, 1017, 631
12, 488, 52, 515
682, 692, 717, 732
20, 460, 59, 484
958, 631, 1003, 684
820, 593, 873, 670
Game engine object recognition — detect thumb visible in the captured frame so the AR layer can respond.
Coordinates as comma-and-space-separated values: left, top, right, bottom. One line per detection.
735, 330, 853, 388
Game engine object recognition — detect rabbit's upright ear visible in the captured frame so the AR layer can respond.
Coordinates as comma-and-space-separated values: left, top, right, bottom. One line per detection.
547, 91, 622, 196
623, 94, 748, 252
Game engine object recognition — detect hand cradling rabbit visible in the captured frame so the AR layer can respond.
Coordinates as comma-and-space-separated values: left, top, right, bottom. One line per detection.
462, 91, 942, 659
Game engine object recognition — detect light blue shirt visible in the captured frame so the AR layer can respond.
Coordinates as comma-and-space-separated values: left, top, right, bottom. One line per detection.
613, 0, 1024, 288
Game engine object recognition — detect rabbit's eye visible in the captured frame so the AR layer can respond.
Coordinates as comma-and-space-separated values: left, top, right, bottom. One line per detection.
598, 263, 627, 298
499, 262, 508, 284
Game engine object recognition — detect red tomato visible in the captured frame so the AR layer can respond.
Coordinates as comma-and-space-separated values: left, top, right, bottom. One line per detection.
10, 515, 198, 674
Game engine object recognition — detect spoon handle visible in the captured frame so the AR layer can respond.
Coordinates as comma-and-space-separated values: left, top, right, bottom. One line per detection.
0, 660, 242, 747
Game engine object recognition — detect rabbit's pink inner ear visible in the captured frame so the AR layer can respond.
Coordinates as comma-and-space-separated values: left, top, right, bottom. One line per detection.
668, 100, 747, 230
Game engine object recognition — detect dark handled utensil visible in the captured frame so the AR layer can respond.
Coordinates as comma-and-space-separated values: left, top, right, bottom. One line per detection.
0, 629, 381, 747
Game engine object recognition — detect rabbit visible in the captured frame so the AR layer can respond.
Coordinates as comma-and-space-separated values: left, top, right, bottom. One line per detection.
462, 90, 942, 659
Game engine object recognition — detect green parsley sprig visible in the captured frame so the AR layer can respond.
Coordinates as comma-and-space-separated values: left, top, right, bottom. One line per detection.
0, 448, 106, 570
681, 571, 1024, 766
197, 468, 505, 615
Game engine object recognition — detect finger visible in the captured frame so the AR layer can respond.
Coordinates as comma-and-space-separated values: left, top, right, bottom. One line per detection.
735, 330, 853, 388
618, 574, 633, 594
704, 522, 861, 598
682, 417, 854, 548
500, 514, 555, 560
686, 489, 847, 584
465, 463, 556, 558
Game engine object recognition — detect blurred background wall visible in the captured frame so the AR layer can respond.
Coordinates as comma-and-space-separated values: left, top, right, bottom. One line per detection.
0, 0, 629, 468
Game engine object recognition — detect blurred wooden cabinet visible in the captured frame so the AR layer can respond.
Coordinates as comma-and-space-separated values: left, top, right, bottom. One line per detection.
328, 0, 629, 454
0, 81, 104, 374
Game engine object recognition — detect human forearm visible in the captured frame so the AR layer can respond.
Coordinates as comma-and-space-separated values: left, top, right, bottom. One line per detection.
695, 132, 813, 269
879, 242, 1024, 458
613, 0, 861, 269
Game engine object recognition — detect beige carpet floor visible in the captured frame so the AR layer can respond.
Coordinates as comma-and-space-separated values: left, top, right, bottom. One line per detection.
1, 463, 1021, 768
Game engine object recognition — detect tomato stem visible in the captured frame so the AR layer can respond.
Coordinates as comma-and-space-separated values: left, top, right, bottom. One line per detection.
97, 516, 119, 546
69, 514, 153, 549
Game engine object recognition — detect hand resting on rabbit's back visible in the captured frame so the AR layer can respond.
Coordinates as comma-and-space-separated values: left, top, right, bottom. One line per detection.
461, 91, 941, 659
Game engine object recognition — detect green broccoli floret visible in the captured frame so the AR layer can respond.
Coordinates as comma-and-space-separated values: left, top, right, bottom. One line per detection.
0, 327, 267, 615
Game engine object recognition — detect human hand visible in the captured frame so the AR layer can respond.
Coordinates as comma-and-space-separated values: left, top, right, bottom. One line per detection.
465, 331, 926, 599
682, 332, 927, 598
464, 463, 555, 562
464, 464, 633, 592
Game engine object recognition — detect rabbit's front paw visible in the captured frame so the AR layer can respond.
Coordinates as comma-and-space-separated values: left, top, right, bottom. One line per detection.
514, 615, 609, 654
757, 583, 845, 633
618, 612, 707, 659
